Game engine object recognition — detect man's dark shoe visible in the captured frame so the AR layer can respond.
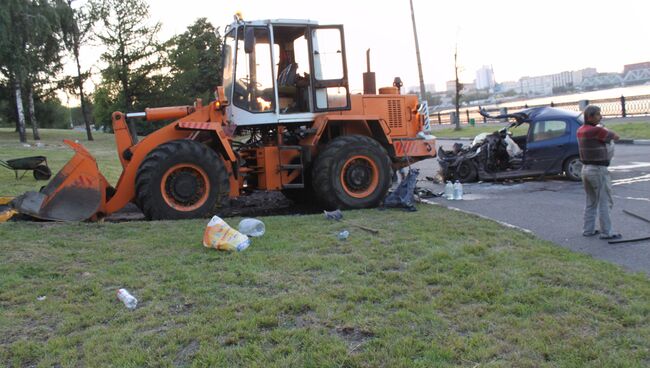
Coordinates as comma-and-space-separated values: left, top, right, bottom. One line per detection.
583, 230, 600, 237
599, 233, 622, 240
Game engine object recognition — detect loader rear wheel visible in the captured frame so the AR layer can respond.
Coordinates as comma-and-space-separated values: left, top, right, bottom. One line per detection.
136, 140, 230, 220
312, 135, 391, 210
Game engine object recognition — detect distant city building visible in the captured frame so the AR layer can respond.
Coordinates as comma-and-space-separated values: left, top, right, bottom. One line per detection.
445, 80, 475, 94
498, 81, 521, 94
520, 75, 554, 95
425, 83, 436, 93
475, 65, 495, 90
446, 80, 456, 93
572, 68, 597, 86
463, 81, 477, 92
552, 71, 573, 89
623, 62, 650, 75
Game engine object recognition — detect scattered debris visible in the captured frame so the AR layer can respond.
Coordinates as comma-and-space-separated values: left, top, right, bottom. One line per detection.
414, 187, 440, 199
323, 209, 343, 221
608, 236, 650, 245
337, 230, 350, 241
203, 215, 250, 251
322, 209, 379, 234
383, 168, 418, 211
37, 296, 46, 301
237, 218, 265, 237
611, 209, 650, 244
623, 210, 650, 224
117, 288, 138, 309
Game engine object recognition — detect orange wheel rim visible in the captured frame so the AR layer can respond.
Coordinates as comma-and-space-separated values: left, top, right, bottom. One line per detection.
340, 155, 379, 198
160, 163, 210, 211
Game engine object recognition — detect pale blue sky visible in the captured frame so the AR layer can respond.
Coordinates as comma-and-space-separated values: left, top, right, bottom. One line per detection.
75, 0, 650, 95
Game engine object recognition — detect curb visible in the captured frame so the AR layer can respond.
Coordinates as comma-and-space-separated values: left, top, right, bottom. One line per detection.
617, 139, 650, 145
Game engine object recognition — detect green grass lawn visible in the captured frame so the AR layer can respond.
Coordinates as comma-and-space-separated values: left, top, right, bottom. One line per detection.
607, 122, 650, 140
0, 128, 122, 196
1, 128, 650, 366
432, 122, 650, 139
2, 207, 650, 367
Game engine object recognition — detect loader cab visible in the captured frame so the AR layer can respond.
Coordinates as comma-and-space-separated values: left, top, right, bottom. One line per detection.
222, 19, 351, 125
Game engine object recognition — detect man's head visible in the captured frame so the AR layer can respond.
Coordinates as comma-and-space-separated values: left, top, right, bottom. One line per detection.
583, 105, 602, 125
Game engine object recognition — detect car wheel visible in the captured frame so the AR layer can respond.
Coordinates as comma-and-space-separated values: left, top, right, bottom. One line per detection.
456, 160, 478, 183
563, 156, 582, 181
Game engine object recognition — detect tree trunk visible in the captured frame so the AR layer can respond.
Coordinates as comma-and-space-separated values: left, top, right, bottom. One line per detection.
73, 28, 93, 141
14, 78, 27, 143
27, 84, 41, 141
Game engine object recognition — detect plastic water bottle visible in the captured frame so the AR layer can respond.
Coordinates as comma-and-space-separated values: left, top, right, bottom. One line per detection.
453, 180, 463, 200
338, 230, 350, 240
444, 181, 454, 200
238, 218, 265, 237
117, 288, 138, 310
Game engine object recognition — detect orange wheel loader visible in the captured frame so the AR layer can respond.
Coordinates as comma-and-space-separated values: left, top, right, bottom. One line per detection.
12, 17, 437, 221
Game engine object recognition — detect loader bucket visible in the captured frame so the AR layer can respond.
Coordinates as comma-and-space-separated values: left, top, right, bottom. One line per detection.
13, 140, 104, 221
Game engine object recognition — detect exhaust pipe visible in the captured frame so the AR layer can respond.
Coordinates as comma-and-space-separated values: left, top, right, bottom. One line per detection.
363, 49, 376, 95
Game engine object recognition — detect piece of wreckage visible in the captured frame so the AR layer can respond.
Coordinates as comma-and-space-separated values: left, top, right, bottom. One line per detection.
437, 107, 583, 183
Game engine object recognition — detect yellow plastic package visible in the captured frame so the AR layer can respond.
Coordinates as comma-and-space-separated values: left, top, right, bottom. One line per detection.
202, 215, 250, 251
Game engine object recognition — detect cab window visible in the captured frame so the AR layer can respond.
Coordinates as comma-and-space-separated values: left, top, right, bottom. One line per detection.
532, 120, 567, 141
233, 26, 274, 113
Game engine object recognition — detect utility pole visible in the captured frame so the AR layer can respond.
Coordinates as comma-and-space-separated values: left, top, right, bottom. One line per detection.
409, 0, 426, 101
454, 44, 462, 131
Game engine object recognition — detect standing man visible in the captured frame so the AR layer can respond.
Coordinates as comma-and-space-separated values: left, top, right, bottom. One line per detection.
577, 105, 621, 240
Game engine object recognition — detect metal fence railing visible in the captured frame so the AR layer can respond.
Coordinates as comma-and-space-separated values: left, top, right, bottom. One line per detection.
431, 94, 650, 126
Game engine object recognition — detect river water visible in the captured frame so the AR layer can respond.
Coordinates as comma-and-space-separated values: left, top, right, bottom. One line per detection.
498, 84, 650, 108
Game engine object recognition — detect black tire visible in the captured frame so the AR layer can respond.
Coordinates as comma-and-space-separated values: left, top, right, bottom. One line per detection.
135, 140, 230, 220
455, 160, 478, 183
563, 156, 582, 181
312, 135, 391, 210
33, 164, 51, 181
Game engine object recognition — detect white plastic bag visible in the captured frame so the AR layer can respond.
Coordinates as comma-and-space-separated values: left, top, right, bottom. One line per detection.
202, 216, 250, 251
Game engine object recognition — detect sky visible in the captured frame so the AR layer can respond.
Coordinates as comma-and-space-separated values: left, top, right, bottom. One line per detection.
81, 0, 650, 95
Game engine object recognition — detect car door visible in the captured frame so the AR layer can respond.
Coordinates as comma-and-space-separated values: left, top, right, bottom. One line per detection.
524, 119, 571, 173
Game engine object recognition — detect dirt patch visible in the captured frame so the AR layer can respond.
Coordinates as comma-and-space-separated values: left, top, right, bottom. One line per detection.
174, 340, 200, 366
105, 191, 321, 222
334, 325, 375, 351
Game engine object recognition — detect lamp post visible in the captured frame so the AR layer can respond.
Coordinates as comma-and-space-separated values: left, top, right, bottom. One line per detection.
409, 0, 427, 101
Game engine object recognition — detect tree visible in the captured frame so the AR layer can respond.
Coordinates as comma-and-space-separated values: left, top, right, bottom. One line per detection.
0, 0, 64, 142
25, 0, 65, 141
0, 0, 31, 142
96, 0, 162, 118
165, 18, 222, 104
57, 0, 103, 140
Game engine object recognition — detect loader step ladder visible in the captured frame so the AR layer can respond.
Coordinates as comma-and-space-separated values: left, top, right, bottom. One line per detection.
278, 145, 307, 189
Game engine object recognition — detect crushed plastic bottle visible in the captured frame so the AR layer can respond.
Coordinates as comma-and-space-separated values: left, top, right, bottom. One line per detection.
238, 218, 266, 237
453, 180, 463, 200
117, 288, 138, 310
337, 230, 350, 241
444, 181, 454, 200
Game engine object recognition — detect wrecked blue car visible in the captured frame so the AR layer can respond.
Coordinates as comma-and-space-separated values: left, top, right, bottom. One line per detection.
438, 107, 584, 182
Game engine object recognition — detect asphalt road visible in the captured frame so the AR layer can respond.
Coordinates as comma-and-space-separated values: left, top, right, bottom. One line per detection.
414, 139, 650, 275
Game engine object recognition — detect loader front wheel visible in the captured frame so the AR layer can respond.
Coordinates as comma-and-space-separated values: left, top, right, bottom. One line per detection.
136, 140, 230, 220
312, 135, 391, 210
